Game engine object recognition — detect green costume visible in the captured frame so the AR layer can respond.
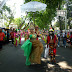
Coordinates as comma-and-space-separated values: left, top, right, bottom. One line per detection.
21, 39, 32, 65
21, 34, 43, 65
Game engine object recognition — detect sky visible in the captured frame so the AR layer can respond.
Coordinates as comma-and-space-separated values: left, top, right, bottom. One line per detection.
6, 0, 25, 18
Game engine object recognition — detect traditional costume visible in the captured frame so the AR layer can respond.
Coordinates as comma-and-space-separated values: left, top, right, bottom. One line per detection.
14, 30, 19, 47
35, 25, 40, 40
67, 32, 70, 43
47, 29, 58, 63
24, 31, 29, 41
19, 30, 22, 44
21, 23, 43, 65
0, 28, 5, 49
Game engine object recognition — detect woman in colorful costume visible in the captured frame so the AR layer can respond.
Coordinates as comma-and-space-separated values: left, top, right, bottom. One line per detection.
21, 23, 43, 65
24, 30, 29, 41
35, 25, 40, 40
14, 30, 19, 47
47, 29, 58, 63
18, 30, 22, 44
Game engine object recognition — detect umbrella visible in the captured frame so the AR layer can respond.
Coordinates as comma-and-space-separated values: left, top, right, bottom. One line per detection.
21, 1, 47, 26
21, 1, 47, 12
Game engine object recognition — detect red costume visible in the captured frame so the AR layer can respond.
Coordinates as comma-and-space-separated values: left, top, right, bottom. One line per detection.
47, 35, 57, 56
70, 34, 72, 45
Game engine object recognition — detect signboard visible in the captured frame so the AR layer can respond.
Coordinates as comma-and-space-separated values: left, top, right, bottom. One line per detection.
57, 10, 67, 17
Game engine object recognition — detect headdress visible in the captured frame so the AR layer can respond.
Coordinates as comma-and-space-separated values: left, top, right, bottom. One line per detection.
29, 22, 35, 30
49, 29, 54, 32
35, 25, 39, 28
6, 27, 9, 29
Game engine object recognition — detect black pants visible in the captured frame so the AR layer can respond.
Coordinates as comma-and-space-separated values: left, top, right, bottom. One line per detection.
11, 38, 14, 44
0, 41, 3, 49
7, 37, 9, 43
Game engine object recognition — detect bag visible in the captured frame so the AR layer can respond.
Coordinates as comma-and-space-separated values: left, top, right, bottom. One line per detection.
44, 45, 49, 58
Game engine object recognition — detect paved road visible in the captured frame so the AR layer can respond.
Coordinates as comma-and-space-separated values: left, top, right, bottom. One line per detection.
0, 39, 72, 72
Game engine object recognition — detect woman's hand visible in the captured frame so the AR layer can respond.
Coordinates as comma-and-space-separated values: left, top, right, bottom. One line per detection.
54, 43, 57, 47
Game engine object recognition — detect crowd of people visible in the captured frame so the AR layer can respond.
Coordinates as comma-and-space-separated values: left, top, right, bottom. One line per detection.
0, 23, 72, 65
41, 30, 72, 48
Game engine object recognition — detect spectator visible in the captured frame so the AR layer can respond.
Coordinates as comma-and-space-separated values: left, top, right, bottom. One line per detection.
70, 32, 72, 47
7, 30, 10, 43
0, 28, 5, 50
62, 32, 67, 48
57, 32, 60, 47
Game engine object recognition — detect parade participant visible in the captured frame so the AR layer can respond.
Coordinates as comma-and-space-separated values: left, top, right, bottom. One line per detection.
21, 23, 43, 65
70, 32, 72, 47
10, 29, 14, 44
35, 25, 40, 40
14, 30, 19, 47
0, 28, 5, 50
67, 32, 70, 39
18, 30, 22, 44
24, 30, 29, 41
5, 29, 7, 42
47, 29, 58, 63
67, 32, 70, 43
66, 32, 70, 47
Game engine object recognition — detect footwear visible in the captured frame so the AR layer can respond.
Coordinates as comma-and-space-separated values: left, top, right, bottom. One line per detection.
0, 48, 2, 51
58, 45, 60, 47
54, 59, 56, 63
65, 46, 66, 48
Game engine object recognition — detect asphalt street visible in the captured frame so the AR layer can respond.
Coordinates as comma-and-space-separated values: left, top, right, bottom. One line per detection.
0, 38, 72, 72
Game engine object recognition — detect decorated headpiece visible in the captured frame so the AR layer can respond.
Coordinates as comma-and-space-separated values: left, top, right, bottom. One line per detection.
6, 27, 9, 29
35, 25, 39, 28
16, 29, 17, 31
29, 22, 35, 30
49, 29, 54, 32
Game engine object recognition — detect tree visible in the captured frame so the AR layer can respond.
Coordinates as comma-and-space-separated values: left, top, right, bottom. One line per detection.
24, 0, 63, 29
14, 18, 23, 27
0, 4, 14, 27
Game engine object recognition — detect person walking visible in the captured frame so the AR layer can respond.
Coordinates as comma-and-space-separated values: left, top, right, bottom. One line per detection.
62, 32, 67, 48
7, 30, 10, 43
0, 28, 5, 50
47, 29, 58, 63
57, 32, 60, 47
10, 29, 14, 44
21, 23, 43, 65
70, 32, 72, 47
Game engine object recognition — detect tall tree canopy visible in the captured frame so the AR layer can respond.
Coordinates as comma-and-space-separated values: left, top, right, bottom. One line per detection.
0, 4, 14, 27
24, 0, 63, 29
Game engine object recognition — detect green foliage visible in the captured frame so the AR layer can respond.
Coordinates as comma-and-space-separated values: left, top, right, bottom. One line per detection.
4, 22, 9, 27
55, 21, 65, 30
25, 0, 63, 29
14, 18, 22, 27
0, 4, 14, 27
0, 4, 11, 14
